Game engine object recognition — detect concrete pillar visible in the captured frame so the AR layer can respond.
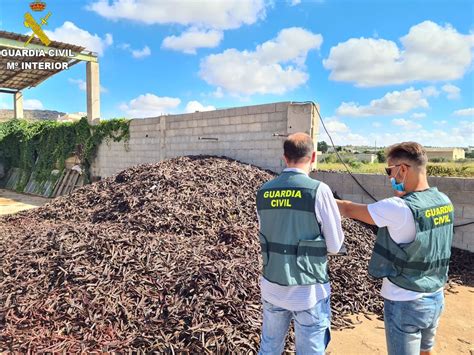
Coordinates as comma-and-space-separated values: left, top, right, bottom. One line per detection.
287, 102, 313, 134
14, 91, 23, 119
311, 103, 321, 169
86, 61, 100, 125
286, 102, 320, 170
160, 115, 166, 161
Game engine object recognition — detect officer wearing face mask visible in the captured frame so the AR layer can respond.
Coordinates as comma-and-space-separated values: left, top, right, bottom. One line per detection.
336, 142, 454, 355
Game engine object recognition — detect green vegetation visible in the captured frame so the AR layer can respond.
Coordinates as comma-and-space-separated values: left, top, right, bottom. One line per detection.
317, 140, 329, 153
0, 117, 130, 191
317, 161, 474, 177
376, 150, 386, 163
320, 153, 338, 164
429, 157, 450, 163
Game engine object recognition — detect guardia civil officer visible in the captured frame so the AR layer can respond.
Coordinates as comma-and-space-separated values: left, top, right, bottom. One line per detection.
256, 132, 344, 354
337, 142, 454, 355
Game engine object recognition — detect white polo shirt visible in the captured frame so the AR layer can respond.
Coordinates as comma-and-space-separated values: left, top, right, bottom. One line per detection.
368, 197, 443, 301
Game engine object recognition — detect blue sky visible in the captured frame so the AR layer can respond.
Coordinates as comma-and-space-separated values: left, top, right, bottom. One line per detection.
0, 0, 473, 147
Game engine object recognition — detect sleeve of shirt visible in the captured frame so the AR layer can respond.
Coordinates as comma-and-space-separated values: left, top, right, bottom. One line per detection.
256, 206, 260, 228
367, 197, 409, 230
315, 182, 345, 253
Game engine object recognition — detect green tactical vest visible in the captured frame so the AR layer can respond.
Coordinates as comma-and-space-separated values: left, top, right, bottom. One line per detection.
368, 187, 454, 293
256, 170, 329, 286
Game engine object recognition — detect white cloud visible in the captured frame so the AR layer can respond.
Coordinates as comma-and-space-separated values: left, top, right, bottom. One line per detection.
372, 122, 382, 128
88, 0, 267, 30
290, 0, 301, 5
452, 121, 473, 143
453, 108, 474, 117
131, 46, 151, 58
162, 28, 223, 54
319, 130, 369, 146
442, 84, 461, 100
320, 120, 472, 147
69, 78, 86, 91
391, 118, 422, 130
422, 86, 440, 98
324, 118, 350, 133
118, 44, 151, 58
199, 27, 322, 95
23, 99, 44, 110
211, 87, 224, 98
185, 101, 216, 113
323, 21, 474, 87
119, 93, 181, 118
319, 118, 369, 146
44, 21, 112, 55
336, 87, 429, 117
68, 78, 108, 93
374, 122, 473, 147
411, 112, 426, 119
434, 120, 448, 125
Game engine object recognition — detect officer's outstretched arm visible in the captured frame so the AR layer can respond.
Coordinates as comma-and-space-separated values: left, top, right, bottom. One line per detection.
336, 200, 375, 225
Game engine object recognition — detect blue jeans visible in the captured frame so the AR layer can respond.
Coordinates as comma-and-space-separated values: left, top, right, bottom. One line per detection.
259, 297, 331, 355
384, 290, 445, 355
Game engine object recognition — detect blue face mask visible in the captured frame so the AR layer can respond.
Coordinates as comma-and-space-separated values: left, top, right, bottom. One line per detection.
390, 177, 405, 192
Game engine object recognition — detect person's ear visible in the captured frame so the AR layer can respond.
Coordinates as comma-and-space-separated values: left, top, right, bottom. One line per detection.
311, 151, 316, 164
400, 164, 410, 177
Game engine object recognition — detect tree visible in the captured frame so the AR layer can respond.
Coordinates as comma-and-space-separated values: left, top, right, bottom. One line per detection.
376, 150, 386, 163
317, 140, 328, 153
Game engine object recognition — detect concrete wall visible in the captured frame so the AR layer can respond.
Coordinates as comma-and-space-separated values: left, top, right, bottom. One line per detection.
453, 148, 465, 160
318, 153, 377, 163
311, 171, 474, 252
426, 148, 465, 161
91, 102, 317, 178
356, 153, 377, 163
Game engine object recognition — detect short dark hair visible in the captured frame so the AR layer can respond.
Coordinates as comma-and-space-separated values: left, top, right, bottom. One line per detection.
386, 142, 428, 167
283, 133, 314, 162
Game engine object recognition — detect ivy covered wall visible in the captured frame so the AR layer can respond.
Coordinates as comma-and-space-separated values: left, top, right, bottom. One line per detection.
0, 117, 129, 193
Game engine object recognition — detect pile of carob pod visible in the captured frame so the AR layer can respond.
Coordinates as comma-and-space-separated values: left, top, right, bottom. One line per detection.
1, 156, 471, 352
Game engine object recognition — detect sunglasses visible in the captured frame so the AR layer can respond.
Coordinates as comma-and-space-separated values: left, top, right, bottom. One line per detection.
385, 163, 410, 176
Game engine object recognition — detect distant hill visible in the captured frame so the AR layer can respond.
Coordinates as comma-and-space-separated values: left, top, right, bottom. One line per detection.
0, 109, 66, 122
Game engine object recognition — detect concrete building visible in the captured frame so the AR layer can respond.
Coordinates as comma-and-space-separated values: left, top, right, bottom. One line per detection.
355, 153, 377, 163
426, 148, 465, 161
58, 112, 87, 122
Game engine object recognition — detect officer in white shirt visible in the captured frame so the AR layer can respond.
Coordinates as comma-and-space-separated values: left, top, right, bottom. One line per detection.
337, 142, 453, 355
256, 133, 345, 354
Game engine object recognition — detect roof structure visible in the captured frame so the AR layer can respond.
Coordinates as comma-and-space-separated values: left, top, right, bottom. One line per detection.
0, 30, 97, 92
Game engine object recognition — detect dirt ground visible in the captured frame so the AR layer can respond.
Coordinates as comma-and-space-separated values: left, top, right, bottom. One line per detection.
0, 188, 50, 215
1, 190, 473, 354
328, 286, 474, 355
